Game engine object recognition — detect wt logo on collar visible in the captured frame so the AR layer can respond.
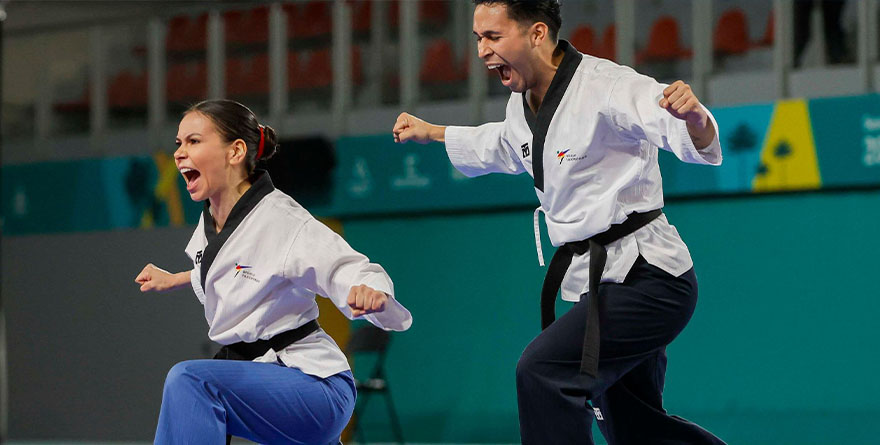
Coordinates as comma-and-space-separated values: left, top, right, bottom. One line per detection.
521, 142, 530, 158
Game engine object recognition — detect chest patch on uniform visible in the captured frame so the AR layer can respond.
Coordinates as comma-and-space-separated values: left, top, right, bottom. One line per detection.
234, 262, 260, 283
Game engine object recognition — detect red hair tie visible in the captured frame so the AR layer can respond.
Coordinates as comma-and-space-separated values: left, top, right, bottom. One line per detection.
257, 125, 265, 160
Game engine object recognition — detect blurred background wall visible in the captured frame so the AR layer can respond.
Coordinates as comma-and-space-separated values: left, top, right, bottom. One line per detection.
2, 0, 879, 444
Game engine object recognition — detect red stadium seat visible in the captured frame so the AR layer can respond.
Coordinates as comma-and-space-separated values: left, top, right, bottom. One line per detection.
595, 24, 616, 61
288, 50, 308, 90
570, 25, 595, 55
352, 46, 364, 85
420, 38, 465, 84
109, 70, 149, 108
714, 8, 750, 55
166, 14, 207, 52
350, 0, 372, 33
227, 54, 270, 97
636, 16, 692, 64
291, 1, 332, 39
419, 0, 449, 29
167, 61, 207, 102
755, 12, 774, 47
302, 48, 333, 89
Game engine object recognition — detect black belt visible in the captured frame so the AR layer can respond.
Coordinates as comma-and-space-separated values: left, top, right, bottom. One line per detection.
213, 319, 321, 361
540, 209, 662, 377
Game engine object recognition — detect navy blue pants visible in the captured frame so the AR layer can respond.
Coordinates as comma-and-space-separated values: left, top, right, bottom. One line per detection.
155, 359, 355, 444
516, 256, 725, 444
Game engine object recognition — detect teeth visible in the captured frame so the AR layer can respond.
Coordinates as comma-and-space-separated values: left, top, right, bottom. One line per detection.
488, 64, 502, 70
180, 168, 194, 173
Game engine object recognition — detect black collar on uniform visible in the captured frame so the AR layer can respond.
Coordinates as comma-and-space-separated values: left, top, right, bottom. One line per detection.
522, 40, 583, 192
200, 169, 276, 290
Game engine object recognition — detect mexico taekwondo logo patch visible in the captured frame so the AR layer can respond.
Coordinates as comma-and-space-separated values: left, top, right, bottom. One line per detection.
234, 262, 260, 283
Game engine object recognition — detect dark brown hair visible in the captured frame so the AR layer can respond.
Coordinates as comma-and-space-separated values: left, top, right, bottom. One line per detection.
474, 0, 562, 42
186, 99, 278, 174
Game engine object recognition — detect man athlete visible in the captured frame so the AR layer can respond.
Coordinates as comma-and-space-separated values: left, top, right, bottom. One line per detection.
393, 1, 726, 443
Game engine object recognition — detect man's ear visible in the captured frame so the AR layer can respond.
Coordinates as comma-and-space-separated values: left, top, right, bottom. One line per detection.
228, 139, 248, 166
530, 21, 550, 48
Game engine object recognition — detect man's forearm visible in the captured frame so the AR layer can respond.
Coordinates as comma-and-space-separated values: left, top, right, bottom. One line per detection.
687, 119, 716, 151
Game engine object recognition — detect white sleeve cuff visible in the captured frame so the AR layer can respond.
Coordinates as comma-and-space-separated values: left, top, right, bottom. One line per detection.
444, 126, 486, 178
676, 105, 722, 166
190, 268, 205, 305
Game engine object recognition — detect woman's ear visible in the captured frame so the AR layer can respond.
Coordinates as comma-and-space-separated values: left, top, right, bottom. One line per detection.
228, 139, 248, 166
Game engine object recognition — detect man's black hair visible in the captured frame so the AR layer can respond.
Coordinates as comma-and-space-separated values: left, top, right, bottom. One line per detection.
474, 0, 562, 42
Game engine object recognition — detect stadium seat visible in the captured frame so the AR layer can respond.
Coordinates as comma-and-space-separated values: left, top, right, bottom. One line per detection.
714, 8, 750, 55
290, 1, 332, 39
570, 25, 596, 55
595, 24, 616, 61
420, 38, 465, 84
108, 70, 148, 108
351, 0, 372, 33
166, 61, 207, 102
636, 16, 692, 64
166, 13, 207, 53
302, 48, 333, 89
755, 12, 774, 47
226, 54, 269, 97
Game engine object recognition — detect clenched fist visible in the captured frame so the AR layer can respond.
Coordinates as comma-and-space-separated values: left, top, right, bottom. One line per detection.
392, 112, 445, 144
347, 284, 389, 317
659, 80, 715, 149
135, 263, 190, 292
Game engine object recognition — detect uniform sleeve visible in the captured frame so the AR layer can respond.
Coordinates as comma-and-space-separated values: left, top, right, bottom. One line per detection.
444, 122, 526, 177
283, 218, 412, 332
605, 73, 722, 166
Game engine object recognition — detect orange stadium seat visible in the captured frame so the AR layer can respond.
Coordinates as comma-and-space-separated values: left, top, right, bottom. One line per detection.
570, 25, 595, 55
637, 16, 692, 64
714, 8, 750, 55
420, 38, 465, 84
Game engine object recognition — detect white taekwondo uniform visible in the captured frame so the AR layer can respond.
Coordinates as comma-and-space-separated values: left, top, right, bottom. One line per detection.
184, 169, 412, 378
444, 40, 722, 302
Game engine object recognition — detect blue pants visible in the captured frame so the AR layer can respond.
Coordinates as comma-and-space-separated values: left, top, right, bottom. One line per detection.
155, 359, 355, 444
517, 256, 725, 444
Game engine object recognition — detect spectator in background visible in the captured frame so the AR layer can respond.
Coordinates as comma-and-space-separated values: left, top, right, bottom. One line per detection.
794, 0, 851, 66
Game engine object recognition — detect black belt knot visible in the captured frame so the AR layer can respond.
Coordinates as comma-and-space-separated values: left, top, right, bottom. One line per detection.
539, 209, 662, 377
213, 319, 321, 361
